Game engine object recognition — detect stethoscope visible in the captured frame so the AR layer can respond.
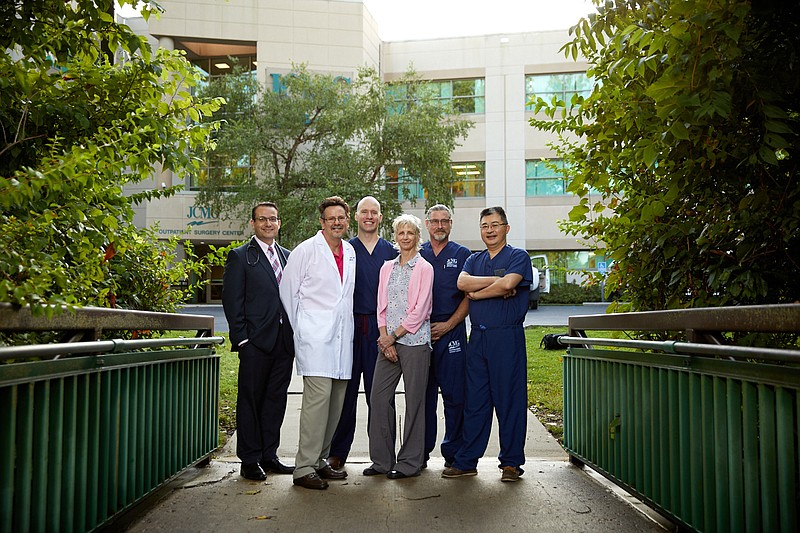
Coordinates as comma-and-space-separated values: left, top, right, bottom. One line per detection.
246, 239, 286, 268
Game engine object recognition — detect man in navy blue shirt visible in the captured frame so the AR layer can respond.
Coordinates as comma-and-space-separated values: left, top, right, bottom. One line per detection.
420, 205, 471, 468
442, 206, 533, 483
326, 196, 398, 470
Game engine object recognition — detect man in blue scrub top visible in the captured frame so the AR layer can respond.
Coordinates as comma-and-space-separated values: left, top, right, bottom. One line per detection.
420, 205, 471, 468
326, 196, 398, 470
442, 206, 533, 482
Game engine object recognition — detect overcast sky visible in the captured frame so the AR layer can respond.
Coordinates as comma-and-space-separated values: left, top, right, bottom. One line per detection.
117, 1, 596, 40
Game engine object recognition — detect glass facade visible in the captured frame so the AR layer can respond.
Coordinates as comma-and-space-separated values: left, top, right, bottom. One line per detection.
451, 162, 486, 197
387, 162, 486, 201
387, 78, 485, 114
188, 54, 257, 190
526, 159, 568, 196
525, 72, 593, 110
190, 54, 257, 80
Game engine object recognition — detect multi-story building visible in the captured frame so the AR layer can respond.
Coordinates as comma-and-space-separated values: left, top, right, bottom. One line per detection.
123, 0, 603, 303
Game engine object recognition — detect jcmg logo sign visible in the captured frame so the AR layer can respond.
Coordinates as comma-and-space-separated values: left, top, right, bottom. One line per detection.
187, 205, 218, 227
188, 205, 217, 219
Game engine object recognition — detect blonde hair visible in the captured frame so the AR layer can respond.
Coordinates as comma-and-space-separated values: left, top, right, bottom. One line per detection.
392, 214, 422, 251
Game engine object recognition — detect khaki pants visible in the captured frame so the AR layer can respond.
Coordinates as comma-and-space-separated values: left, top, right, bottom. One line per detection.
294, 376, 348, 478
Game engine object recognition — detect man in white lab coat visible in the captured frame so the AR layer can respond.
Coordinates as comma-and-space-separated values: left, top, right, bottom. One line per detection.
279, 196, 357, 490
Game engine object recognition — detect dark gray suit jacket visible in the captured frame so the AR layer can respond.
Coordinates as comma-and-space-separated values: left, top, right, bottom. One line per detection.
222, 237, 294, 354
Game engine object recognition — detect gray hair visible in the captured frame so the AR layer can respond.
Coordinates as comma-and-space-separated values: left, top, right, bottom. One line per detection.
426, 204, 452, 219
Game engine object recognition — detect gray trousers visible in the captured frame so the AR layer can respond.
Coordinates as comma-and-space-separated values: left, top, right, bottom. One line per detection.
294, 376, 348, 479
368, 343, 431, 476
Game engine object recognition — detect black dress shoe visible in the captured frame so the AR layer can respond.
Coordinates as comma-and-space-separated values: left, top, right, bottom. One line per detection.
317, 464, 347, 479
326, 455, 344, 470
261, 458, 295, 475
362, 467, 383, 476
293, 472, 328, 490
240, 462, 266, 481
387, 469, 420, 479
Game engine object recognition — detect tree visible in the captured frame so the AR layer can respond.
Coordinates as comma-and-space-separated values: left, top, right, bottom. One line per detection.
530, 0, 800, 311
195, 64, 473, 247
0, 0, 222, 317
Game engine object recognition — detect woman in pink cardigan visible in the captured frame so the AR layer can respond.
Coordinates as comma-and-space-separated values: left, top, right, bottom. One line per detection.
363, 214, 434, 479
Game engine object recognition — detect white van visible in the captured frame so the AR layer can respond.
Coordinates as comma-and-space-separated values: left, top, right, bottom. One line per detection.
528, 255, 550, 309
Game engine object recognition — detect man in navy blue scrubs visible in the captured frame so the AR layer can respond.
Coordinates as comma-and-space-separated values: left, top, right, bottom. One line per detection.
420, 205, 471, 468
326, 196, 398, 470
442, 206, 533, 482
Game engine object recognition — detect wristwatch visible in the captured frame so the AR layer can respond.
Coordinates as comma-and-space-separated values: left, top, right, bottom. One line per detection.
390, 331, 399, 340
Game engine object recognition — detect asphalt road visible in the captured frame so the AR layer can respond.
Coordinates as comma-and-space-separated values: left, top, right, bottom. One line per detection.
178, 303, 611, 334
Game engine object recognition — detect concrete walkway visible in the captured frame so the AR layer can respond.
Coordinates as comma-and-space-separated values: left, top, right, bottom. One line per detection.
179, 303, 613, 333
123, 366, 672, 533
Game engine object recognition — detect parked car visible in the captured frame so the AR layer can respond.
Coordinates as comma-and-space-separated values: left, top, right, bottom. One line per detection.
528, 254, 550, 309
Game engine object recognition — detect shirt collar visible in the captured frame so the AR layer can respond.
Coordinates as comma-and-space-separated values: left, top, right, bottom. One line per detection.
393, 252, 420, 267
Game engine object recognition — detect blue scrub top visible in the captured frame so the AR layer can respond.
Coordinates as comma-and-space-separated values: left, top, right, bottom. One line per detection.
463, 244, 533, 327
350, 236, 398, 315
420, 240, 472, 322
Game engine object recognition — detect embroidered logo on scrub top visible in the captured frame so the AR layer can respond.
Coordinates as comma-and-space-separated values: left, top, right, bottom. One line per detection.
446, 258, 459, 268
448, 339, 462, 354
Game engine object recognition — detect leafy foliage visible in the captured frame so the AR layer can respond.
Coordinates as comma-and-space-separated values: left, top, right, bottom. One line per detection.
0, 0, 222, 317
195, 64, 473, 247
540, 282, 601, 305
530, 0, 800, 310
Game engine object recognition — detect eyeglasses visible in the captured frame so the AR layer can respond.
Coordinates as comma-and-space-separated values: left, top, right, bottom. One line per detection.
427, 219, 452, 226
322, 216, 348, 224
255, 216, 280, 223
479, 222, 507, 231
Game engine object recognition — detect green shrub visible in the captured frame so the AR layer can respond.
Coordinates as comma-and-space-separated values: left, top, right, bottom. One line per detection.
540, 282, 601, 304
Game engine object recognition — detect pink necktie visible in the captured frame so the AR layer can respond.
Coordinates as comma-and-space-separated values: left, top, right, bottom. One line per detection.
268, 245, 282, 284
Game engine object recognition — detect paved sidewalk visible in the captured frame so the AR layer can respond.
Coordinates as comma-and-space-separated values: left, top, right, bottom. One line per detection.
178, 303, 612, 333
123, 369, 672, 533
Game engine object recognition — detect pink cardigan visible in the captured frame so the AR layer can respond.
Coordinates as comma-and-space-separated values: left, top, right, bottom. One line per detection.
376, 256, 434, 334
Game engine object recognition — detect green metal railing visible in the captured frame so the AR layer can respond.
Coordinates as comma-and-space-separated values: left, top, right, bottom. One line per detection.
562, 304, 800, 532
0, 304, 225, 533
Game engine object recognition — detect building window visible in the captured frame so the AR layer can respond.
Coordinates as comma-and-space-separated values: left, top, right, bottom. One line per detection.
450, 162, 485, 197
525, 72, 592, 110
386, 162, 486, 201
526, 159, 568, 196
189, 55, 257, 190
387, 78, 485, 115
192, 154, 253, 190
190, 54, 257, 80
386, 165, 425, 201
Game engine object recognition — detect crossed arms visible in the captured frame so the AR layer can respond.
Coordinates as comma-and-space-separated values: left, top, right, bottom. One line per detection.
457, 271, 523, 301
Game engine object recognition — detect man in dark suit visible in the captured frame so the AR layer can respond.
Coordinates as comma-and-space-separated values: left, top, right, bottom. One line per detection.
222, 201, 295, 481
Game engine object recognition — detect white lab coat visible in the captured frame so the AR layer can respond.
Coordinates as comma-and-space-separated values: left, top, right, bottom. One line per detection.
279, 230, 356, 379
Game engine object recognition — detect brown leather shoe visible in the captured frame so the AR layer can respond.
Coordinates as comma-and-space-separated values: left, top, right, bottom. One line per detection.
326, 455, 344, 470
317, 464, 347, 480
293, 472, 328, 490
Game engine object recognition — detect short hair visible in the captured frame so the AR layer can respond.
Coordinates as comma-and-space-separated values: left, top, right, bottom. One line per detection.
479, 206, 508, 224
251, 201, 278, 221
318, 196, 350, 217
392, 214, 423, 250
426, 204, 452, 219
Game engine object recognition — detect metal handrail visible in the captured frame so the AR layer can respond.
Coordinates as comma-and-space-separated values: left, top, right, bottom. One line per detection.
0, 336, 225, 361
558, 336, 800, 364
0, 303, 215, 340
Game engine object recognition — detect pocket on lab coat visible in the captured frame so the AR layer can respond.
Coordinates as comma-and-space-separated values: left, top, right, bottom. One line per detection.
297, 308, 337, 343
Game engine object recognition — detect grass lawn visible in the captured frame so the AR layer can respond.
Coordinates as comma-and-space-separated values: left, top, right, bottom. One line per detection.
216, 335, 238, 444
212, 327, 570, 445
525, 326, 570, 441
